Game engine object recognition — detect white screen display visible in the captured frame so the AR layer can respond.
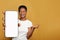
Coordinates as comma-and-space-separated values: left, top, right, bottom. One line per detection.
5, 11, 18, 37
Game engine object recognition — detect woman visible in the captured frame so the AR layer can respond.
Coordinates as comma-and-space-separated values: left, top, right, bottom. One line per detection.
3, 5, 39, 40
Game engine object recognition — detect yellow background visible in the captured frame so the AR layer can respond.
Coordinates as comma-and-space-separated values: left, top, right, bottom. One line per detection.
0, 0, 60, 40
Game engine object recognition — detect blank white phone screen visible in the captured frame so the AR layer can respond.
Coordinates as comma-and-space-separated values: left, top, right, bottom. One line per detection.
5, 11, 18, 37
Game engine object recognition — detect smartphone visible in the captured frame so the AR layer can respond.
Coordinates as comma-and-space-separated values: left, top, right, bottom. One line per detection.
5, 11, 18, 37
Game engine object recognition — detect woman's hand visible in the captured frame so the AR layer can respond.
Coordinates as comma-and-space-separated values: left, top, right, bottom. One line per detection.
2, 11, 5, 31
27, 24, 39, 39
32, 24, 39, 29
18, 23, 20, 27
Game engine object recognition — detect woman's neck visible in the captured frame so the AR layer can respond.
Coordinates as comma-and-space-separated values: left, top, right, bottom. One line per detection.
19, 17, 27, 21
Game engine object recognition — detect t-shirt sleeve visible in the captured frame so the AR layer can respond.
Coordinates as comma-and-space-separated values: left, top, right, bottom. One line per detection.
28, 21, 33, 28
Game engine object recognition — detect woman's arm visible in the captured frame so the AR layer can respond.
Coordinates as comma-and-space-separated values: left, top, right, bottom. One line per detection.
27, 25, 39, 39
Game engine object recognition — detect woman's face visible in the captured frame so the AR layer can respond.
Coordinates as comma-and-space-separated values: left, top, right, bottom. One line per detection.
19, 8, 27, 18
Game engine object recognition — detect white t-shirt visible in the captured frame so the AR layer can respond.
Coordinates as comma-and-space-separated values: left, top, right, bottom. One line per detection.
12, 19, 33, 40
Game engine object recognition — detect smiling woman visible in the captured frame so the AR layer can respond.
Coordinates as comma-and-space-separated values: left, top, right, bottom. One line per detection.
12, 5, 39, 40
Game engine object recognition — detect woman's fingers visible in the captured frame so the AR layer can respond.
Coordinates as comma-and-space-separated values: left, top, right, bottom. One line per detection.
2, 11, 5, 31
2, 11, 5, 15
2, 19, 5, 31
2, 11, 5, 22
18, 23, 20, 27
33, 25, 39, 28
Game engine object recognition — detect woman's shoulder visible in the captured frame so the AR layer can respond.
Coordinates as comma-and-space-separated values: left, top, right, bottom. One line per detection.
26, 19, 32, 24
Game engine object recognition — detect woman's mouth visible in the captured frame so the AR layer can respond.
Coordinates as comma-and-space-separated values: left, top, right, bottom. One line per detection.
21, 14, 25, 17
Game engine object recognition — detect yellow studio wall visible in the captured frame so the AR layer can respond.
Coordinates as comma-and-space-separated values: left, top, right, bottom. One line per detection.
0, 0, 60, 40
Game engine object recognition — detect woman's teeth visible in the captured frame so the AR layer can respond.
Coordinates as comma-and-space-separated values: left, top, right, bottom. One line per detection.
21, 14, 25, 17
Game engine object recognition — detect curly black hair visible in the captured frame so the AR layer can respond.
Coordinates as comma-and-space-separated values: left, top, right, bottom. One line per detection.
18, 5, 27, 12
